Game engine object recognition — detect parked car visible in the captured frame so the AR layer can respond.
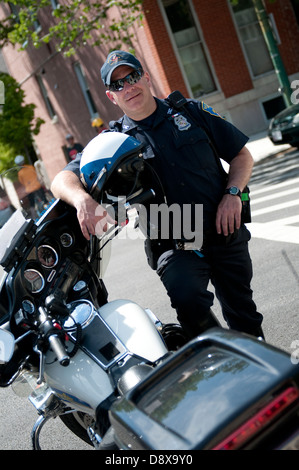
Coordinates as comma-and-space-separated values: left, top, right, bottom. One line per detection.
0, 198, 14, 228
268, 103, 299, 148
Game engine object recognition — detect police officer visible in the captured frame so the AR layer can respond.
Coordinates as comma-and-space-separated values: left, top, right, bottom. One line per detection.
51, 50, 263, 340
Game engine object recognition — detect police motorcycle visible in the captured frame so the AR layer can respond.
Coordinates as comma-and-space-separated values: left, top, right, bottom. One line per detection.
1, 132, 299, 451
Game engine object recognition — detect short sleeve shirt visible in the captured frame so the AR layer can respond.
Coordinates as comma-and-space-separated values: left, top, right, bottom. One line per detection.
64, 98, 248, 231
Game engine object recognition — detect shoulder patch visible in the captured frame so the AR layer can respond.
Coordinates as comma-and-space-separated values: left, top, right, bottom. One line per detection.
201, 102, 224, 119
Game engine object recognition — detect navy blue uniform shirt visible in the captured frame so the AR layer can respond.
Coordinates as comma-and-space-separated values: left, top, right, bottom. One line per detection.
65, 98, 248, 232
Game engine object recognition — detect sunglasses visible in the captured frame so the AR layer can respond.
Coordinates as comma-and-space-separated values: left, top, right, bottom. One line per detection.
108, 70, 144, 92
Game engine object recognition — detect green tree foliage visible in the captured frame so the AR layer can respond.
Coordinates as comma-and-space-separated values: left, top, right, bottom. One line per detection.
0, 73, 44, 172
0, 142, 16, 174
0, 0, 143, 56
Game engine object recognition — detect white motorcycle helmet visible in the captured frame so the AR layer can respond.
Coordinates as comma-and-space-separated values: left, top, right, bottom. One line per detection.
80, 132, 145, 201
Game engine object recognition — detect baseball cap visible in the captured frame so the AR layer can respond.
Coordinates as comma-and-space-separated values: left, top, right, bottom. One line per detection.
101, 50, 143, 86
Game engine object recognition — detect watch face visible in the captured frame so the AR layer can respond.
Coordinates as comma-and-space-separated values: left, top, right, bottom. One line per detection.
230, 186, 239, 195
225, 186, 241, 197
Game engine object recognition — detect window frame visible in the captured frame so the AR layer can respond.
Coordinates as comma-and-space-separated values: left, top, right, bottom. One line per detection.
228, 0, 274, 79
158, 0, 218, 98
74, 62, 98, 120
36, 74, 57, 121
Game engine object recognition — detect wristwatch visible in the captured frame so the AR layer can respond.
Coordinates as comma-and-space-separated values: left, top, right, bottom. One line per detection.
224, 186, 242, 198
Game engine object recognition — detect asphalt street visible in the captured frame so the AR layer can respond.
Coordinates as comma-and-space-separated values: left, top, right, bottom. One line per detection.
0, 141, 299, 449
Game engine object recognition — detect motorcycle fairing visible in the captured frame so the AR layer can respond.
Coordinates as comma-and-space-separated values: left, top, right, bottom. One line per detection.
43, 299, 168, 412
0, 328, 14, 364
109, 328, 299, 450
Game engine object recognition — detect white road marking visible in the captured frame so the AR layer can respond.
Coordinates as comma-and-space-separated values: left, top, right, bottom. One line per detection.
251, 187, 299, 205
248, 222, 299, 244
251, 176, 299, 196
249, 177, 299, 244
251, 198, 299, 217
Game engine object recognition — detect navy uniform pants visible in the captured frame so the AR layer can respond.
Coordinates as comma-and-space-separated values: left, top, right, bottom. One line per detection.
158, 226, 263, 339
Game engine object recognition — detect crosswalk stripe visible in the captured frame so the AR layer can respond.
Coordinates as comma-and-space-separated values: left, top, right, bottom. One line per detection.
251, 176, 299, 196
251, 187, 299, 205
264, 214, 299, 225
249, 156, 299, 244
251, 199, 299, 217
249, 223, 299, 244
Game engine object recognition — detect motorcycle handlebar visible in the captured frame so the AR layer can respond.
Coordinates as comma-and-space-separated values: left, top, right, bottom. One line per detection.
38, 307, 70, 367
125, 189, 156, 206
109, 189, 156, 213
48, 334, 70, 367
104, 189, 156, 233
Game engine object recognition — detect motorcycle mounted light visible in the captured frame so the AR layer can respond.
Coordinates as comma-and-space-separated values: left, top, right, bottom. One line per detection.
80, 132, 145, 202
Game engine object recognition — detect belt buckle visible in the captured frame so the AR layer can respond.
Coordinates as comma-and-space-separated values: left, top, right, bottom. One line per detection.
176, 240, 203, 251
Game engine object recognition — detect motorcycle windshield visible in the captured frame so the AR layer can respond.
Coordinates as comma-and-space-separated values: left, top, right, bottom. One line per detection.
0, 164, 53, 299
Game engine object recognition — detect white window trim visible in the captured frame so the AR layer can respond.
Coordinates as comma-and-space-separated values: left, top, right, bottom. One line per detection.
74, 62, 98, 119
157, 0, 219, 99
36, 75, 57, 121
227, 0, 274, 81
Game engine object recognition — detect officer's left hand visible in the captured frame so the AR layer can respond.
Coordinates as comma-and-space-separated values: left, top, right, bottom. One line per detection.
215, 194, 242, 236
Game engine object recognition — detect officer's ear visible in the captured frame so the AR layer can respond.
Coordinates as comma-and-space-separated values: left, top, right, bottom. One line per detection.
106, 90, 117, 105
144, 71, 152, 88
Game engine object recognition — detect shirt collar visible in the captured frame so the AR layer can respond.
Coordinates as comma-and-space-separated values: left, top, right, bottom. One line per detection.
119, 98, 173, 131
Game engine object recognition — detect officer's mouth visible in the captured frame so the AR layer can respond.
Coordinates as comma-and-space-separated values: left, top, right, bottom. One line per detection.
125, 90, 142, 103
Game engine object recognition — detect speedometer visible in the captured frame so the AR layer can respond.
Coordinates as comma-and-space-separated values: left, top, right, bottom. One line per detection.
24, 269, 45, 293
37, 245, 58, 268
60, 233, 73, 247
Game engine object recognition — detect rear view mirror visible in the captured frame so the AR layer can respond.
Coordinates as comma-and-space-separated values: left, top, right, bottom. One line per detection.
0, 329, 15, 364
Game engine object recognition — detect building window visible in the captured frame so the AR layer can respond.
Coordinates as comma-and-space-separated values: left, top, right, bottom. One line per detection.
161, 0, 216, 98
290, 0, 299, 26
9, 2, 42, 32
231, 0, 273, 77
36, 75, 56, 119
261, 95, 285, 121
74, 62, 98, 119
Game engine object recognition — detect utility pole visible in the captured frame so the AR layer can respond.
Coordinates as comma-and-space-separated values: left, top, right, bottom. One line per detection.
252, 0, 292, 107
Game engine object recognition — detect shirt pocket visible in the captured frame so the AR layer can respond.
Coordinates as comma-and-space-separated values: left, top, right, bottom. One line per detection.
173, 126, 215, 170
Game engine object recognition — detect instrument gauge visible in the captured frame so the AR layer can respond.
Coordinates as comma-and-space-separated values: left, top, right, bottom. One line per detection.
24, 269, 45, 293
22, 299, 35, 315
60, 233, 73, 248
37, 245, 58, 268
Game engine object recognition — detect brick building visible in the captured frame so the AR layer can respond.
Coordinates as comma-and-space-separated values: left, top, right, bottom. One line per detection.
0, 0, 299, 184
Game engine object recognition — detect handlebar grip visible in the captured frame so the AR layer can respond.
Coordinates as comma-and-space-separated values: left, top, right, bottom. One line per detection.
48, 334, 70, 367
126, 189, 156, 206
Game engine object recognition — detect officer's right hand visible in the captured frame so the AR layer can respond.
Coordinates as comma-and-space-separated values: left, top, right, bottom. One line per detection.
216, 194, 242, 236
74, 193, 116, 240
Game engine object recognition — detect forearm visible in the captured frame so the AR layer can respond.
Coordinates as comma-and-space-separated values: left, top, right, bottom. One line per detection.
216, 146, 253, 235
51, 170, 88, 208
226, 146, 254, 191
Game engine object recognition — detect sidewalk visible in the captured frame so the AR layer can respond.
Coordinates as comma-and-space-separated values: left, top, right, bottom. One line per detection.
246, 131, 291, 163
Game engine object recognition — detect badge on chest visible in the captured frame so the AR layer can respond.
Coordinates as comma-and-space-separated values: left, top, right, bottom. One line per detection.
172, 113, 191, 131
